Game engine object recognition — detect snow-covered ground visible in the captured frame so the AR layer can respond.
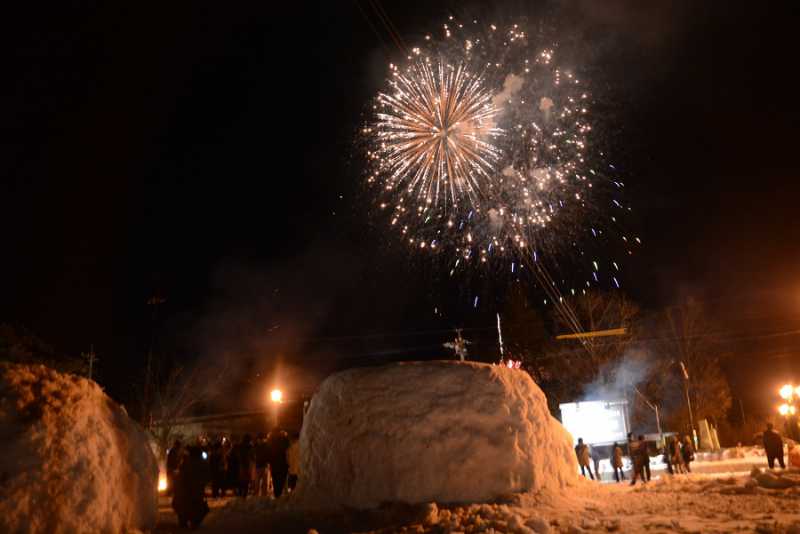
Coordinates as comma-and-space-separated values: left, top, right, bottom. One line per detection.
149, 362, 800, 533
152, 433, 800, 533
151, 466, 800, 534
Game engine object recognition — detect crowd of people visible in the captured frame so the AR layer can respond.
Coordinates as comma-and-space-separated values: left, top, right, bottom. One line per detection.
574, 431, 694, 485
165, 428, 297, 529
575, 423, 788, 485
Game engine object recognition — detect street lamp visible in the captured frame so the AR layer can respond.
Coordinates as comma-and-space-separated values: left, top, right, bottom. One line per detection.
269, 388, 283, 427
777, 384, 800, 441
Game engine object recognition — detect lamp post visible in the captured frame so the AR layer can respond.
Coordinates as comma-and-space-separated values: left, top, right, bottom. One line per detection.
270, 388, 283, 428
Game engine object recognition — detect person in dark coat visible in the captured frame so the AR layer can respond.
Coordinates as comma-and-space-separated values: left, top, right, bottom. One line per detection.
764, 422, 786, 469
237, 434, 256, 497
227, 438, 241, 495
681, 435, 695, 473
209, 440, 226, 498
630, 435, 649, 485
641, 435, 651, 481
267, 428, 291, 497
254, 433, 271, 496
172, 446, 210, 529
166, 439, 184, 496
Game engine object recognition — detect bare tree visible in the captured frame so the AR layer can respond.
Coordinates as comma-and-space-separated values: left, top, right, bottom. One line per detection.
660, 297, 732, 433
147, 358, 229, 459
513, 291, 639, 412
550, 291, 638, 389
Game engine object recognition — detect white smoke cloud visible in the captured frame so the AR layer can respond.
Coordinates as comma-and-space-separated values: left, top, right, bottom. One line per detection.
487, 208, 504, 231
492, 73, 525, 110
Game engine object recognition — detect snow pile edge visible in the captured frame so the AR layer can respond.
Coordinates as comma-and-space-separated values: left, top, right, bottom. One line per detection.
0, 363, 158, 534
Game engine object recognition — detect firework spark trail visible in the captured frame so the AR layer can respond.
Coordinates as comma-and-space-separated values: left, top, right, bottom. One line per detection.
375, 60, 502, 209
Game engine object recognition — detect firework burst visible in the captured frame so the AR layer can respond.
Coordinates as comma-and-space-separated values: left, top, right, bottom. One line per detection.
374, 60, 502, 209
364, 18, 636, 291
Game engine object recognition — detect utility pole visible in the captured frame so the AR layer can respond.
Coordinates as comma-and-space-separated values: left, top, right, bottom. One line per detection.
738, 398, 746, 425
144, 294, 166, 427
82, 344, 98, 381
679, 361, 697, 447
633, 385, 662, 442
87, 344, 96, 380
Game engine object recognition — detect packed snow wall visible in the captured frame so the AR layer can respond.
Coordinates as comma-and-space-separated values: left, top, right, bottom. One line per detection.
0, 363, 158, 534
296, 360, 578, 509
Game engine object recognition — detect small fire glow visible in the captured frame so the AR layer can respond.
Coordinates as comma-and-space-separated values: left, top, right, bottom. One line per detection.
158, 473, 167, 492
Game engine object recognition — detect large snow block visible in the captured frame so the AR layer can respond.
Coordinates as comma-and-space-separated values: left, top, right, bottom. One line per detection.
0, 363, 158, 534
296, 361, 578, 509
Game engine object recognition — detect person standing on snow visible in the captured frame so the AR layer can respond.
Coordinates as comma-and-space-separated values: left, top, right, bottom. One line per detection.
209, 439, 228, 498
575, 438, 595, 480
166, 439, 184, 496
237, 434, 256, 496
629, 435, 649, 485
764, 422, 786, 469
681, 435, 695, 472
267, 428, 291, 497
591, 446, 602, 481
254, 433, 272, 497
172, 446, 210, 529
640, 435, 652, 481
669, 435, 685, 474
611, 442, 625, 482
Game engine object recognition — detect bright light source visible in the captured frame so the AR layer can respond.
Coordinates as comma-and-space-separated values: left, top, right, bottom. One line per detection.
202, 451, 208, 460
158, 473, 167, 492
792, 406, 798, 415
559, 400, 629, 445
780, 384, 794, 400
795, 386, 800, 398
270, 389, 283, 403
779, 403, 791, 416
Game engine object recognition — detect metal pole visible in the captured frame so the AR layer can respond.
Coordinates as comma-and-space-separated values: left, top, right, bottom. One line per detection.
655, 405, 662, 440
684, 382, 694, 432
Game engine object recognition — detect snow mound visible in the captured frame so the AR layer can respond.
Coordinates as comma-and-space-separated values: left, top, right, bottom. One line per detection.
295, 361, 579, 509
0, 363, 158, 534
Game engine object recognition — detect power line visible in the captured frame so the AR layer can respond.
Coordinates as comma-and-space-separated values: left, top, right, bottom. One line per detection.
353, 0, 392, 58
367, 0, 408, 55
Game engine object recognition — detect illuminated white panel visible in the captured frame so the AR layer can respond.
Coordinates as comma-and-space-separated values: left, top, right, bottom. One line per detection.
559, 400, 628, 445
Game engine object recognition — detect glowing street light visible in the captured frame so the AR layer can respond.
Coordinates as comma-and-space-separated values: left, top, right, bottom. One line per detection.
270, 388, 283, 403
780, 384, 794, 400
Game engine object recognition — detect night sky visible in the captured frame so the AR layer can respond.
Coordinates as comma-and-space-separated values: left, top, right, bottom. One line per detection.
3, 2, 800, 416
